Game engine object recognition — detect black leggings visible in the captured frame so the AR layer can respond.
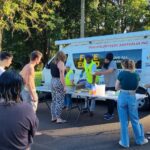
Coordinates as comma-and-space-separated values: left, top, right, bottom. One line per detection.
106, 87, 116, 115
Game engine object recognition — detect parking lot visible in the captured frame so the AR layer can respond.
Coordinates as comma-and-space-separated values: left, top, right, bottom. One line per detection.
32, 102, 150, 150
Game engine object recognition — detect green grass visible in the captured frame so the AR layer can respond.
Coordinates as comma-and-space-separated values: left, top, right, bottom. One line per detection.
35, 71, 42, 86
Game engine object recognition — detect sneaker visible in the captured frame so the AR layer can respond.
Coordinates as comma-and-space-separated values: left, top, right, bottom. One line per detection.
51, 117, 57, 122
140, 138, 148, 145
146, 131, 150, 135
119, 140, 129, 148
89, 111, 94, 117
104, 112, 114, 117
82, 108, 88, 113
56, 118, 67, 124
62, 106, 67, 110
51, 119, 57, 122
104, 114, 114, 120
35, 131, 42, 136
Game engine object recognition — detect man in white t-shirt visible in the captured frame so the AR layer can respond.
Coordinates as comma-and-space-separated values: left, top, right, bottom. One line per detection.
0, 52, 13, 76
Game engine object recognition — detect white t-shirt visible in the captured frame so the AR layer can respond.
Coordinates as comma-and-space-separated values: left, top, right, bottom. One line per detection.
0, 67, 5, 76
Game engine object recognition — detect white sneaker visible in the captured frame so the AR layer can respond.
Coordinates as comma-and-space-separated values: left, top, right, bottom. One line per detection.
56, 118, 67, 124
35, 131, 42, 136
140, 138, 148, 145
119, 140, 129, 148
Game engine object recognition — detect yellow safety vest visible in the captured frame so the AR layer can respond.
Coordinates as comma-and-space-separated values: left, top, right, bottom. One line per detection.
65, 69, 74, 86
84, 59, 99, 84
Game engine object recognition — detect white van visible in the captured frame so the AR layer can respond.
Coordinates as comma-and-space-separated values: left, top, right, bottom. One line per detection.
41, 30, 150, 110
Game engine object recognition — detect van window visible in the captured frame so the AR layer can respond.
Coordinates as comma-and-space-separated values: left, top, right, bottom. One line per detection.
72, 49, 142, 70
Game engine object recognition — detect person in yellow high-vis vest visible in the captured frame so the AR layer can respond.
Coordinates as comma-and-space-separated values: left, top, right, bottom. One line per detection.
80, 54, 99, 116
64, 62, 74, 109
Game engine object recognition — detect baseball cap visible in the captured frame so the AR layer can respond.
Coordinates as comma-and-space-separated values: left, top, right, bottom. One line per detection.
85, 54, 93, 59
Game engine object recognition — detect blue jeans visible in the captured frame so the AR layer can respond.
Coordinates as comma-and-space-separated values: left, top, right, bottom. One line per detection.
117, 91, 145, 147
64, 94, 72, 108
84, 82, 95, 111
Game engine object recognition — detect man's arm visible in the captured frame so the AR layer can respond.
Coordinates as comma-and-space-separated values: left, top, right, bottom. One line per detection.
115, 79, 120, 91
95, 61, 117, 76
26, 67, 37, 101
144, 84, 150, 88
95, 68, 114, 76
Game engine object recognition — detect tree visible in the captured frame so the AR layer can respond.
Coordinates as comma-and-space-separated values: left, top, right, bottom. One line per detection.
0, 0, 60, 51
85, 0, 150, 35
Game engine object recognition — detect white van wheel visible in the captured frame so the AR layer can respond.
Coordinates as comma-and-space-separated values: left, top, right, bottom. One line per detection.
137, 97, 150, 111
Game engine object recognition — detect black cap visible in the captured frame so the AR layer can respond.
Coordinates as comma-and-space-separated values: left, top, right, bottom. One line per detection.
105, 53, 113, 61
85, 54, 93, 59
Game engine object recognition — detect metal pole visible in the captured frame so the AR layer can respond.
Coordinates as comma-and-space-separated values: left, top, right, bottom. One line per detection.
80, 0, 85, 37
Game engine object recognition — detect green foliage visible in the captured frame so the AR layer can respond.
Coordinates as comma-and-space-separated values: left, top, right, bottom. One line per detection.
86, 0, 150, 34
0, 0, 149, 69
0, 0, 60, 33
35, 71, 42, 86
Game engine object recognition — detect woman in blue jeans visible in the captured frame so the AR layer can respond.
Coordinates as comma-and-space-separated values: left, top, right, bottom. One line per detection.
115, 59, 148, 148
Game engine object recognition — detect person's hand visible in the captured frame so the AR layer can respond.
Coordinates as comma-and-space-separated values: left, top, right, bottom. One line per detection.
32, 93, 38, 102
64, 86, 67, 92
95, 71, 101, 76
144, 84, 150, 89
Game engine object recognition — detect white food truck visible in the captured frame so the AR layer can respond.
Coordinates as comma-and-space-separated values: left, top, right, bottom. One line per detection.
41, 30, 150, 110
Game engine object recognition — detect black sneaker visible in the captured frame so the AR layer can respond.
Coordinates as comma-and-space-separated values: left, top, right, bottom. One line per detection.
89, 111, 94, 117
82, 108, 88, 113
104, 113, 114, 117
104, 114, 114, 120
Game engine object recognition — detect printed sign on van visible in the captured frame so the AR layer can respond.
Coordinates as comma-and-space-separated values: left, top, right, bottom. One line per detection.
73, 49, 142, 71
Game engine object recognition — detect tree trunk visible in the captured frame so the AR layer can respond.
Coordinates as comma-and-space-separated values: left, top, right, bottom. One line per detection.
0, 29, 2, 51
42, 30, 49, 65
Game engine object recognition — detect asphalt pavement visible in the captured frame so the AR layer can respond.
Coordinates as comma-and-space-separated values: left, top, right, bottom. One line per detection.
32, 101, 150, 150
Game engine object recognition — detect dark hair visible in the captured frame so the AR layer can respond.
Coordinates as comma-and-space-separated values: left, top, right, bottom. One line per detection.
30, 50, 43, 61
85, 54, 93, 59
105, 53, 113, 61
0, 51, 13, 61
0, 70, 23, 104
103, 52, 114, 69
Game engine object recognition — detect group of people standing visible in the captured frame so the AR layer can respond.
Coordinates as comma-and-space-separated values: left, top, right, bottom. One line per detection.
49, 50, 149, 148
0, 51, 42, 150
0, 50, 149, 149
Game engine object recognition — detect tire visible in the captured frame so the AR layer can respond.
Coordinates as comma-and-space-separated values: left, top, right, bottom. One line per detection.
137, 97, 150, 111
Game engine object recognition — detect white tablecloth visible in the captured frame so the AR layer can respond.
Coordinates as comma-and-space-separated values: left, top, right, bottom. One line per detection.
36, 86, 146, 101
